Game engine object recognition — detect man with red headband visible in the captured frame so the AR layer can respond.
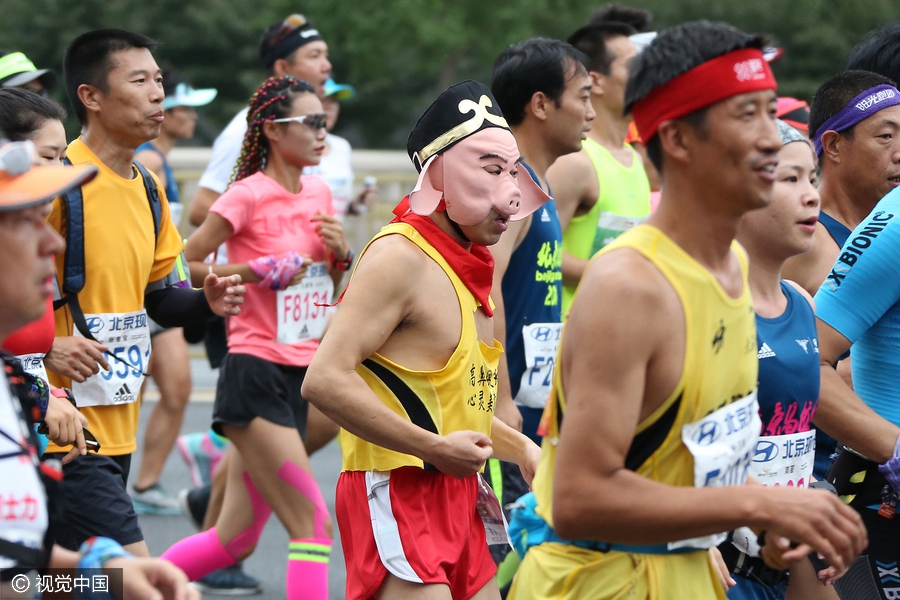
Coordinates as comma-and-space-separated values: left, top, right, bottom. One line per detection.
303, 80, 544, 600
507, 22, 866, 600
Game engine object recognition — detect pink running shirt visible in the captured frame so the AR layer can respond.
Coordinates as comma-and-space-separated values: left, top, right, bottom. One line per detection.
211, 172, 334, 366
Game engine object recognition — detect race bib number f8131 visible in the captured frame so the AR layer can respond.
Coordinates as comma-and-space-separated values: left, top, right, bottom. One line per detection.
276, 262, 334, 345
71, 310, 150, 407
669, 391, 761, 551
515, 322, 562, 409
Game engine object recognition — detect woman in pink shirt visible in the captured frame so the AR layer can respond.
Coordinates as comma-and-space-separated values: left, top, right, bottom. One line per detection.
164, 76, 350, 600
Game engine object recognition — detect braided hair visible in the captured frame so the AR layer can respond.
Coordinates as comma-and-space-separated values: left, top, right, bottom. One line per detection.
230, 75, 316, 184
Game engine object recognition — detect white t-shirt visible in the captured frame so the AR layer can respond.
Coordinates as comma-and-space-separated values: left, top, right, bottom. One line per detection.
198, 110, 355, 219
0, 369, 48, 568
198, 108, 249, 194
305, 134, 354, 219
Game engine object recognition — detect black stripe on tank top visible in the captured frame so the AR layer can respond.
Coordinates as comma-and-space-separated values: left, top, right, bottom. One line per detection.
623, 393, 683, 472
361, 358, 440, 472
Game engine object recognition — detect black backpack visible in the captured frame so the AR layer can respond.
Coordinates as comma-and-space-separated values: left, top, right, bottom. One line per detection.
52, 158, 162, 341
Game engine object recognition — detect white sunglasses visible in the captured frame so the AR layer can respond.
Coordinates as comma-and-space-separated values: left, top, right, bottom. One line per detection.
272, 113, 328, 130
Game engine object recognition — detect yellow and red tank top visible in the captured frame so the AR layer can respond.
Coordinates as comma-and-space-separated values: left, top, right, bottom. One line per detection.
340, 222, 503, 472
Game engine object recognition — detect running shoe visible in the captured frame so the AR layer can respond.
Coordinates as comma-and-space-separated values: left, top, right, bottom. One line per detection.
177, 431, 224, 487
177, 485, 210, 530
193, 564, 262, 596
131, 483, 182, 515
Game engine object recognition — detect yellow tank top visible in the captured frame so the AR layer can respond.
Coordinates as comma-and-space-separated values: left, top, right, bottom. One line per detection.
516, 225, 757, 600
562, 139, 651, 315
341, 222, 503, 472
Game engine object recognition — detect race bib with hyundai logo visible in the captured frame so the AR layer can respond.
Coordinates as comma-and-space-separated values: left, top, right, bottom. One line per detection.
71, 310, 150, 407
668, 391, 761, 551
515, 322, 562, 409
750, 430, 815, 488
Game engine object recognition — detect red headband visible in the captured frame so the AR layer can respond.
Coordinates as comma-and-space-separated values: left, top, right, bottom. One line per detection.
632, 48, 777, 142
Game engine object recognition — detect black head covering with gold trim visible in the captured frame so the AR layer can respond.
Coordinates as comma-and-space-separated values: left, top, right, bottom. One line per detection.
407, 80, 510, 172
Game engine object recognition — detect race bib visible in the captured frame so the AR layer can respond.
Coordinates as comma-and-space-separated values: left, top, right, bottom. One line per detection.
592, 212, 646, 254
477, 475, 514, 547
71, 310, 150, 407
750, 430, 816, 488
17, 353, 48, 383
276, 263, 334, 345
515, 322, 562, 409
669, 391, 761, 551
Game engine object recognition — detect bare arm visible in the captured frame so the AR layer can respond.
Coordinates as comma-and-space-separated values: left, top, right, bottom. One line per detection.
491, 216, 532, 431
302, 236, 492, 478
814, 318, 899, 462
189, 187, 221, 227
561, 253, 590, 289
546, 150, 597, 231
550, 253, 865, 571
547, 151, 597, 288
490, 416, 541, 485
183, 212, 257, 286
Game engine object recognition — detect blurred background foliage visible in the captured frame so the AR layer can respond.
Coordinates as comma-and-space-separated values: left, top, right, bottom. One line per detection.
2, 0, 897, 147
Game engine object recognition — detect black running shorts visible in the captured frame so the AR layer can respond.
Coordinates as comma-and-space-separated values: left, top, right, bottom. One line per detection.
212, 352, 309, 440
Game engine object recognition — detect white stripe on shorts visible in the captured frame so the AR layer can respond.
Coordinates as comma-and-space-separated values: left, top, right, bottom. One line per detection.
365, 471, 424, 583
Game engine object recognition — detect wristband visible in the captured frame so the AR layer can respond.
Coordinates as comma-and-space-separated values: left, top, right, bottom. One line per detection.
77, 536, 133, 571
878, 435, 900, 494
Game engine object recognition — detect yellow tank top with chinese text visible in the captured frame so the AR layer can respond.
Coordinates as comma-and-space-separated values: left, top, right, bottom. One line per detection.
340, 222, 503, 472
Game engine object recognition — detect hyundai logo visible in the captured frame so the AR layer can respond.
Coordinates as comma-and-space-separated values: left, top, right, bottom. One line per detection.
86, 317, 105, 334
694, 421, 720, 446
531, 326, 554, 341
754, 440, 778, 463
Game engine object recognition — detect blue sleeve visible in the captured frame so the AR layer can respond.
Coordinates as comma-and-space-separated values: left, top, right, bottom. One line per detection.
814, 208, 900, 343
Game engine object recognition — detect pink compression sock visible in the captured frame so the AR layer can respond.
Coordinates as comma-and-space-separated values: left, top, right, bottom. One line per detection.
161, 472, 272, 581
287, 538, 331, 600
161, 527, 235, 581
277, 461, 331, 538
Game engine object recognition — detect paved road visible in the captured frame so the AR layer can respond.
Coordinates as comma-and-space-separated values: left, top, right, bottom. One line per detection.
136, 357, 347, 599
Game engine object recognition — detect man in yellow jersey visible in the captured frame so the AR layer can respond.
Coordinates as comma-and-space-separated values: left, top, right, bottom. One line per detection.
303, 81, 545, 600
42, 29, 245, 557
547, 21, 652, 316
508, 21, 866, 600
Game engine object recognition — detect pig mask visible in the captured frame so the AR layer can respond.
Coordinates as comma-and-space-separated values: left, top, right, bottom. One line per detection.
408, 127, 549, 227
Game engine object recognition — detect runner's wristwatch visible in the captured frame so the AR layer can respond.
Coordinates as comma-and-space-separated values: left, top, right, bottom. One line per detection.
332, 248, 355, 271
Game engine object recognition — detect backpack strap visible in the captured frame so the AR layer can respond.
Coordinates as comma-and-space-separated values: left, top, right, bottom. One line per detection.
134, 160, 161, 249
57, 157, 87, 298
53, 158, 162, 341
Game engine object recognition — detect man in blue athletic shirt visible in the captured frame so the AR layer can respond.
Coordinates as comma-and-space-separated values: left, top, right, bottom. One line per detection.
484, 37, 594, 589
810, 72, 900, 600
783, 70, 900, 480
